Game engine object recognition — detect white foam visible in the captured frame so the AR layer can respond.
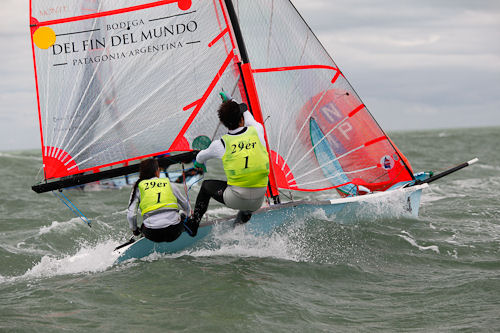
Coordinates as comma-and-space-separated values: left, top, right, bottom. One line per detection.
171, 223, 302, 262
309, 208, 335, 222
21, 240, 120, 279
447, 249, 458, 258
399, 231, 439, 254
38, 218, 82, 235
476, 164, 500, 171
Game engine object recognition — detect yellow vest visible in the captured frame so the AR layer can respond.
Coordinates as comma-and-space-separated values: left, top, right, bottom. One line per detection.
138, 178, 179, 215
222, 126, 269, 188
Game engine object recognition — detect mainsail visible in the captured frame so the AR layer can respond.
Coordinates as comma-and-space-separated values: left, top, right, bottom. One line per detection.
232, 0, 414, 196
31, 0, 414, 198
30, 0, 243, 184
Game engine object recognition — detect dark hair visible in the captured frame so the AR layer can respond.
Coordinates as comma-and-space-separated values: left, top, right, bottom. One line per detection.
128, 159, 159, 207
218, 101, 243, 130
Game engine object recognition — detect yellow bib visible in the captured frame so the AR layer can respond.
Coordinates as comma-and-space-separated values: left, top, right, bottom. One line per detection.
138, 178, 179, 215
222, 126, 269, 188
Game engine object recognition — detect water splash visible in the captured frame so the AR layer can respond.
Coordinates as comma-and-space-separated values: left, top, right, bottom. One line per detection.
20, 240, 120, 279
38, 218, 82, 235
399, 231, 439, 254
175, 223, 303, 262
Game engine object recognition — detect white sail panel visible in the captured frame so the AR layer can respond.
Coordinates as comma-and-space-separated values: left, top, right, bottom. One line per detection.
31, 0, 240, 179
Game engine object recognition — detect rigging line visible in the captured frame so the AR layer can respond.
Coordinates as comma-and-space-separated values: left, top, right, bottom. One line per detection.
285, 114, 349, 178
187, 175, 204, 192
180, 163, 193, 215
52, 191, 92, 227
269, 184, 293, 202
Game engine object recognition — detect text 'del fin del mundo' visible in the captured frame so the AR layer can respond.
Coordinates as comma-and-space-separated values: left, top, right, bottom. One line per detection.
50, 18, 199, 67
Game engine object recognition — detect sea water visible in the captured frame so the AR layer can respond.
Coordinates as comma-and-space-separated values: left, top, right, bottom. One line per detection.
0, 127, 499, 332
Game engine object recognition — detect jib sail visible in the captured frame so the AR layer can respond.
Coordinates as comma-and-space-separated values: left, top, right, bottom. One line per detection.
233, 0, 414, 195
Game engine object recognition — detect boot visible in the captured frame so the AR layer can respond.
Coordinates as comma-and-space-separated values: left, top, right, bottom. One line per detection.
234, 211, 252, 225
183, 215, 200, 237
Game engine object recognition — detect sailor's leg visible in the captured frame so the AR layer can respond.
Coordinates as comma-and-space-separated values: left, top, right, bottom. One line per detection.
186, 180, 227, 236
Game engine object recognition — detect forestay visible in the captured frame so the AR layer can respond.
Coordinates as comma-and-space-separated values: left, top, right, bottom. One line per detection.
233, 0, 414, 196
30, 0, 243, 180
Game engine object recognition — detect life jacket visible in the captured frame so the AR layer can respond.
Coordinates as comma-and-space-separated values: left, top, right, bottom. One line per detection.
222, 126, 269, 188
138, 178, 178, 216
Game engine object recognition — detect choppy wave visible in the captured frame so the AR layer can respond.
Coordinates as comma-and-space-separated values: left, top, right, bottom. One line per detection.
22, 240, 120, 279
0, 152, 41, 161
398, 231, 440, 254
1, 127, 500, 331
38, 218, 83, 235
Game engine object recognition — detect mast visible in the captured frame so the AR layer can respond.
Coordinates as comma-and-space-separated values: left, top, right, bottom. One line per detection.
224, 0, 281, 203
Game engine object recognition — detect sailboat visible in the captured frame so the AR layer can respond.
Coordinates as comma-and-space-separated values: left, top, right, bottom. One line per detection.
29, 0, 477, 263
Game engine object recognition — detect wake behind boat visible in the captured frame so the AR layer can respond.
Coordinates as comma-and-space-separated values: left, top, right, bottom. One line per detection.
28, 0, 477, 262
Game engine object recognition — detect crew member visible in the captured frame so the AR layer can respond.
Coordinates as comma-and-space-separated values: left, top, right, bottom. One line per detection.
128, 158, 190, 242
185, 92, 269, 236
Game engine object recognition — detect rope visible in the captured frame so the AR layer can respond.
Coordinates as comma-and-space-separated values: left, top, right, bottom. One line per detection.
53, 191, 92, 227
181, 163, 193, 215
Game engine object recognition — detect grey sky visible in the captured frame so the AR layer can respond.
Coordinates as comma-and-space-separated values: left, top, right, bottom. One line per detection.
0, 0, 499, 151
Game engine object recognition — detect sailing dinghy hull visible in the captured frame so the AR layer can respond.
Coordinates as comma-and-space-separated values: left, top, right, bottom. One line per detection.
114, 184, 427, 263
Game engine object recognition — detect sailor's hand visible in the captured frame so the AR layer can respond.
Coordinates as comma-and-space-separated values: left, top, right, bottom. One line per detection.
132, 227, 141, 236
193, 161, 207, 173
219, 91, 232, 102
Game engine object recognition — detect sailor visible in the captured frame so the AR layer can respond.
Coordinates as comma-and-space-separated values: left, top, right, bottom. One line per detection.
127, 158, 190, 242
185, 92, 269, 236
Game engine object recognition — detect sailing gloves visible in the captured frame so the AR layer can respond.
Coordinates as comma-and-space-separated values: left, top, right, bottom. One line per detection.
194, 161, 207, 173
132, 227, 141, 236
219, 91, 233, 102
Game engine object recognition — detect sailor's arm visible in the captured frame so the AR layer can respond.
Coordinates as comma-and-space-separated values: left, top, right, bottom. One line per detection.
171, 184, 190, 214
243, 110, 266, 146
127, 190, 140, 231
196, 140, 225, 164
